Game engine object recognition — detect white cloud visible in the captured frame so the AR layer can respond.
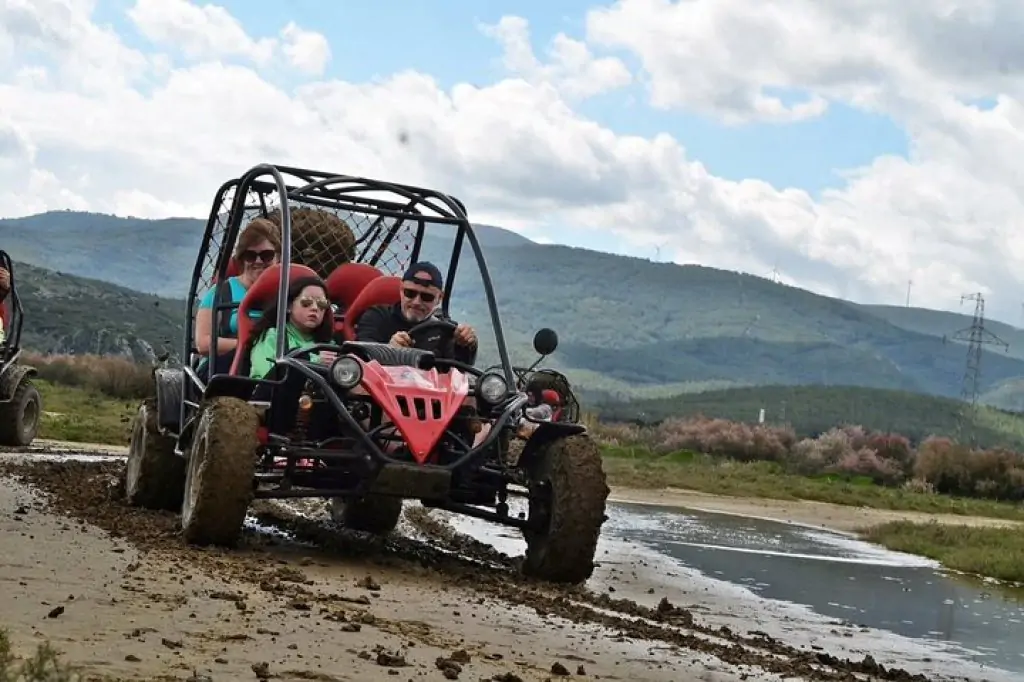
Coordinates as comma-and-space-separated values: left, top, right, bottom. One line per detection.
1, 0, 1024, 322
480, 16, 632, 99
279, 21, 331, 76
127, 0, 276, 65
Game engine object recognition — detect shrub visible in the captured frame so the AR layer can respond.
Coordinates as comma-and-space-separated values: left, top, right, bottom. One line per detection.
22, 352, 154, 400
649, 416, 795, 462
829, 447, 905, 485
914, 437, 973, 496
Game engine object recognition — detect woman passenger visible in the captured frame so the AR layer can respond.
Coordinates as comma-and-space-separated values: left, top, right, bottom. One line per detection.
194, 218, 281, 377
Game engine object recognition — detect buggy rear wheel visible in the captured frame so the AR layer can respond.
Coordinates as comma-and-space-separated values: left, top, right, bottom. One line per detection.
522, 434, 609, 584
328, 495, 403, 536
0, 378, 40, 447
124, 400, 185, 510
181, 397, 260, 547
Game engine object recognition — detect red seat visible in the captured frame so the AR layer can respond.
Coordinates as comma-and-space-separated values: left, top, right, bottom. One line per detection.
325, 263, 382, 336
211, 258, 242, 284
342, 276, 402, 342
229, 263, 328, 375
541, 389, 563, 422
0, 299, 8, 340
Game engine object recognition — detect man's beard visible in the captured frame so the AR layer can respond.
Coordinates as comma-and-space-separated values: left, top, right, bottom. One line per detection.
403, 308, 434, 323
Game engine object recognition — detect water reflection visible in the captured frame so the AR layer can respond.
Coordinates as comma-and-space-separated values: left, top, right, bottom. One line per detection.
611, 502, 1024, 673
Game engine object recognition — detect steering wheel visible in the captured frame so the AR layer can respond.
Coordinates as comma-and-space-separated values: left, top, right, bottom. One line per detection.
408, 317, 458, 347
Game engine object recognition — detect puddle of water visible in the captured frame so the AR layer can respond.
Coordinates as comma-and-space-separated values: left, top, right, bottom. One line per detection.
612, 502, 1024, 675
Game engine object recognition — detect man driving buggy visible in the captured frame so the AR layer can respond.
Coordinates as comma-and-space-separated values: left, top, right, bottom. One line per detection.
355, 261, 479, 363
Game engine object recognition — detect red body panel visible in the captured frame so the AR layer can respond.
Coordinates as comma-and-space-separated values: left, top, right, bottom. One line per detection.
359, 360, 470, 463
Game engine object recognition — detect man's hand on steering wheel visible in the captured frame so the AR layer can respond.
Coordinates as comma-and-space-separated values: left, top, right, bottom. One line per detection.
389, 331, 413, 348
454, 323, 477, 347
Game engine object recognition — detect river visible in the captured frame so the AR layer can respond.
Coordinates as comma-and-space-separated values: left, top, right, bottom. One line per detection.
449, 500, 1024, 682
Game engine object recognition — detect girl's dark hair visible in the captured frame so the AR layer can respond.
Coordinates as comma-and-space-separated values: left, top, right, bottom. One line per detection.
245, 276, 332, 356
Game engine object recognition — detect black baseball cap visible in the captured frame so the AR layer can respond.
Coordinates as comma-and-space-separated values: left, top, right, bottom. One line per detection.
403, 261, 443, 289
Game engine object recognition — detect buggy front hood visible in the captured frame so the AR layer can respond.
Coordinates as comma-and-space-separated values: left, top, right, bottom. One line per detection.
359, 361, 470, 463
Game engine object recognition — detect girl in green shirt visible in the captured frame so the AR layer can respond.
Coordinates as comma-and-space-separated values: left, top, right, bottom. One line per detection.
246, 275, 336, 378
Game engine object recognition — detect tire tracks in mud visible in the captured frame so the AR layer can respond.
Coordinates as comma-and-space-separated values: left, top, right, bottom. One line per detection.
1, 458, 936, 682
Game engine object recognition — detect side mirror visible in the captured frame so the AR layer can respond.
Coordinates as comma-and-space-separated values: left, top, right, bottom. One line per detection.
533, 328, 558, 356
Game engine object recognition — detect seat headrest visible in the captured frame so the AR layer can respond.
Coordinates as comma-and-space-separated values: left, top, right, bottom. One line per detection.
342, 276, 402, 341
244, 263, 321, 309
211, 258, 242, 284
325, 263, 383, 310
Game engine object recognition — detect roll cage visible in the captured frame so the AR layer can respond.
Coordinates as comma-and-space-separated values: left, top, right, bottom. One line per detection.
183, 164, 515, 383
173, 164, 531, 481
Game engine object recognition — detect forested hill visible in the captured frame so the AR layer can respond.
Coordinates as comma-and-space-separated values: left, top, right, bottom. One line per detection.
4, 210, 1024, 405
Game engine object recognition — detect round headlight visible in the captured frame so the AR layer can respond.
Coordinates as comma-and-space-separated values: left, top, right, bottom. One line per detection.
478, 372, 508, 403
330, 356, 363, 389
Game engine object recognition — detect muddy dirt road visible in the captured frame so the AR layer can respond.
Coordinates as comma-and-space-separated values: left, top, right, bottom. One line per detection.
0, 447, 1009, 682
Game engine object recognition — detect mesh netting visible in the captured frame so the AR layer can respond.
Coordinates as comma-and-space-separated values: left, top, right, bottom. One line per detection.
192, 180, 420, 319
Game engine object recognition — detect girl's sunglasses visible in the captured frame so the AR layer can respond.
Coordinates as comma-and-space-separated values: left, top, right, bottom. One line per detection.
240, 249, 276, 264
297, 296, 330, 311
402, 287, 436, 303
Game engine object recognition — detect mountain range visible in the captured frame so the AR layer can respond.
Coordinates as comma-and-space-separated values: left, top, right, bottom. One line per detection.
3, 209, 1024, 409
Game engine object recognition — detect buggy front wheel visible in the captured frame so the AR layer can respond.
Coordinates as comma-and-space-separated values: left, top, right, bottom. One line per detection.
328, 495, 403, 536
522, 434, 609, 584
181, 397, 260, 547
124, 399, 185, 510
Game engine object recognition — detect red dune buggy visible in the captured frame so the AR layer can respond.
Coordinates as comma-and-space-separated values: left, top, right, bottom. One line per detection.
0, 251, 41, 446
123, 164, 609, 584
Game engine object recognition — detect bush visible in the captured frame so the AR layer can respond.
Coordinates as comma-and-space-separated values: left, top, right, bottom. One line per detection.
648, 416, 796, 462
592, 416, 1024, 502
830, 447, 904, 485
22, 352, 154, 401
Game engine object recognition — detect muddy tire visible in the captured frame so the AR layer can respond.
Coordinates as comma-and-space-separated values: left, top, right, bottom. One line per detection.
0, 379, 41, 446
181, 397, 260, 547
124, 399, 185, 510
328, 495, 403, 535
522, 434, 609, 584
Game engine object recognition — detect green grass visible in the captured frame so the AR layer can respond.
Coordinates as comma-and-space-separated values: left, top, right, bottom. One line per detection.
34, 380, 132, 446
600, 446, 1024, 521
861, 522, 1024, 584
0, 629, 78, 681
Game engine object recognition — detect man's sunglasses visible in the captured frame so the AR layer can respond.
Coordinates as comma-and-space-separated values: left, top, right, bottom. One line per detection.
402, 288, 436, 303
240, 249, 276, 264
297, 296, 330, 311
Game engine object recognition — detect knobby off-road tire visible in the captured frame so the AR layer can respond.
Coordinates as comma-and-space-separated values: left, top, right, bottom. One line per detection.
522, 434, 610, 584
328, 495, 403, 536
181, 397, 260, 547
124, 399, 186, 510
0, 378, 41, 446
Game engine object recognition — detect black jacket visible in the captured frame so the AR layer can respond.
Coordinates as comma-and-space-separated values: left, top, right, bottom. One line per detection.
355, 304, 478, 365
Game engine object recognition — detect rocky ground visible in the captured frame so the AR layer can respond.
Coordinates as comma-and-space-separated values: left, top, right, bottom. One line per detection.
0, 447, 964, 682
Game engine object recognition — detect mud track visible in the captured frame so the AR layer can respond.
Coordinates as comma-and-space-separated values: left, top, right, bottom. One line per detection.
1, 458, 940, 682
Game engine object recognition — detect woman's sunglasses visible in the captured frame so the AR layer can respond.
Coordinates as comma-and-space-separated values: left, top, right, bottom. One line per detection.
297, 296, 330, 311
240, 249, 276, 264
402, 287, 436, 303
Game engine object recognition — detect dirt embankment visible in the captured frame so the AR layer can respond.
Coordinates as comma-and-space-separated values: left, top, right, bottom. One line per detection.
0, 454, 956, 682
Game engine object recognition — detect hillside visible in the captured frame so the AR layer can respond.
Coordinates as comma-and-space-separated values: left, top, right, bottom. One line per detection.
595, 384, 1024, 451
5, 210, 1024, 402
10, 261, 184, 361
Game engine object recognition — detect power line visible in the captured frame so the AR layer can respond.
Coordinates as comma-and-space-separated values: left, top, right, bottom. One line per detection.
945, 293, 1009, 443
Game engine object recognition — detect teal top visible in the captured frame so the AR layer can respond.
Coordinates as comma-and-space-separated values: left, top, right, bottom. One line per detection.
198, 276, 262, 336
249, 323, 321, 378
